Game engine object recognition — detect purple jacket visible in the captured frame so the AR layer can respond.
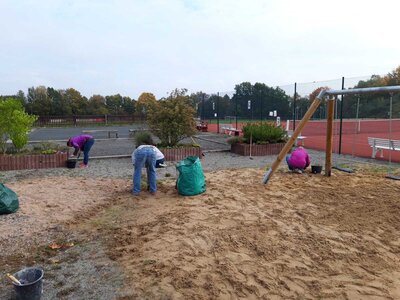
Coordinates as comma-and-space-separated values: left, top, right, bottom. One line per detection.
69, 135, 93, 155
288, 147, 310, 170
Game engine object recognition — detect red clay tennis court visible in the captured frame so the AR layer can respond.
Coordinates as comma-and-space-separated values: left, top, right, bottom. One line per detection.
207, 119, 400, 163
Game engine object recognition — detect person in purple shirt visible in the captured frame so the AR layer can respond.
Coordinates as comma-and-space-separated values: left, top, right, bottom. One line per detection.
67, 135, 95, 168
286, 146, 310, 174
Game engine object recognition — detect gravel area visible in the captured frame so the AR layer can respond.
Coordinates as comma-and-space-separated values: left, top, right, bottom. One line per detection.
2, 131, 399, 183
2, 148, 398, 184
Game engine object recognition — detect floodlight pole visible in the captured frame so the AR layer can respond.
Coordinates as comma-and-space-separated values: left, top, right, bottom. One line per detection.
338, 77, 344, 154
293, 82, 297, 130
217, 92, 220, 134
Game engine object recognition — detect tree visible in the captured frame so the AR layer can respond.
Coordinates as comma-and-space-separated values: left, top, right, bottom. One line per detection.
27, 86, 52, 115
232, 82, 291, 120
0, 98, 37, 153
65, 88, 87, 115
121, 96, 135, 114
147, 90, 196, 146
48, 88, 71, 115
105, 94, 124, 115
88, 95, 108, 115
136, 92, 157, 115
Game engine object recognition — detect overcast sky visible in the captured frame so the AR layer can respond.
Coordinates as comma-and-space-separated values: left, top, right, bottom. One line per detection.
1, 0, 400, 99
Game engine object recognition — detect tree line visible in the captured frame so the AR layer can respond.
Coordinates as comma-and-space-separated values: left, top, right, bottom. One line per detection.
1, 65, 400, 120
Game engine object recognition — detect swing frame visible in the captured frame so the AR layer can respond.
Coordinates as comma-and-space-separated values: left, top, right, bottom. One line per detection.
263, 85, 400, 184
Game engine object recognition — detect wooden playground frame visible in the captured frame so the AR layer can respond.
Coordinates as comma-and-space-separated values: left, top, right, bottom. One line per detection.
263, 85, 400, 184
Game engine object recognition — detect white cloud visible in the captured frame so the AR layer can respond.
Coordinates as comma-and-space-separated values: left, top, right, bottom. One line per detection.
1, 0, 399, 98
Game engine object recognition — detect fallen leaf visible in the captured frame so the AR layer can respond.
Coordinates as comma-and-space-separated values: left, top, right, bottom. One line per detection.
49, 243, 61, 249
49, 258, 60, 264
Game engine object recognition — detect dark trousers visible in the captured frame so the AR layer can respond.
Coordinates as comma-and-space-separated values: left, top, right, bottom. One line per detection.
83, 138, 95, 165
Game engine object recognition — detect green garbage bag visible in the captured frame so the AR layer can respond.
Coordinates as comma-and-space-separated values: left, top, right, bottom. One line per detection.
176, 156, 206, 196
0, 184, 19, 214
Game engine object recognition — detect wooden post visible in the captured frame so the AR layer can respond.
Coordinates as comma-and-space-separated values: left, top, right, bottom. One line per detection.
262, 98, 321, 184
325, 98, 335, 176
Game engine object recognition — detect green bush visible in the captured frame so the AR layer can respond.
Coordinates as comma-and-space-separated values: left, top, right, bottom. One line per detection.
0, 98, 37, 153
134, 131, 154, 146
242, 122, 287, 144
227, 136, 244, 145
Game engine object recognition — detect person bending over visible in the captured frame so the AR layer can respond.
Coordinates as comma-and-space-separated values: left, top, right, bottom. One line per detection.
131, 144, 160, 195
286, 146, 310, 174
67, 134, 95, 168
154, 146, 167, 168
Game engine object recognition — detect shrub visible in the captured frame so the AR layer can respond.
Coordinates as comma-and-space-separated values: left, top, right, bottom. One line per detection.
147, 89, 196, 147
134, 131, 154, 146
0, 98, 37, 153
242, 122, 287, 144
227, 136, 244, 145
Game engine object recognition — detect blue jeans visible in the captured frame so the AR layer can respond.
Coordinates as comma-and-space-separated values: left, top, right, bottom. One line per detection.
83, 138, 95, 165
133, 147, 157, 194
286, 155, 293, 170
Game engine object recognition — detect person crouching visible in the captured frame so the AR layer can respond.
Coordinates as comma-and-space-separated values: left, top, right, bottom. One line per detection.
286, 146, 310, 174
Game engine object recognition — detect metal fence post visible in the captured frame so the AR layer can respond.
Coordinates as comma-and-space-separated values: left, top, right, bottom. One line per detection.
293, 82, 297, 130
339, 77, 344, 154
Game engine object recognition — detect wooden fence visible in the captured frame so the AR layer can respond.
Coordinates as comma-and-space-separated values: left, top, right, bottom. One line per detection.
34, 114, 147, 127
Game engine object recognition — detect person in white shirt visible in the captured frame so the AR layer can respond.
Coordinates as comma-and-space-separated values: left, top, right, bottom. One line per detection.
153, 146, 167, 168
132, 145, 166, 168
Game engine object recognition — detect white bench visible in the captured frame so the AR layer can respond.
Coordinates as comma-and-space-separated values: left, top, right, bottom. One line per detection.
221, 126, 241, 136
82, 130, 118, 138
287, 130, 307, 146
368, 137, 400, 158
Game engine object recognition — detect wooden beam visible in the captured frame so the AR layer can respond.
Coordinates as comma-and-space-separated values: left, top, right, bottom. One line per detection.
262, 98, 322, 184
325, 98, 335, 176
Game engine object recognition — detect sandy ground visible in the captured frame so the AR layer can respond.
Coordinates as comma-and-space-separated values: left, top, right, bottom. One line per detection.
1, 164, 400, 299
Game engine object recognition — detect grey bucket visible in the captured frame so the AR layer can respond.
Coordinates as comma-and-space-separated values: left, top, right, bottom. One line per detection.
12, 267, 44, 300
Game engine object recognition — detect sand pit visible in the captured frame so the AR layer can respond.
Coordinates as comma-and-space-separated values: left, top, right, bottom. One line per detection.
104, 168, 400, 299
1, 168, 400, 299
0, 176, 130, 253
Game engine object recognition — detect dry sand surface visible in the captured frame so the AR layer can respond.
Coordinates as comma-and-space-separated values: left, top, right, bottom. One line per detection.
1, 167, 400, 299
0, 177, 130, 252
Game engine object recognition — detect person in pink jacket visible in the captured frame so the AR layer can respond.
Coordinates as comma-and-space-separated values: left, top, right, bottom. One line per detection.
67, 134, 95, 168
286, 146, 310, 173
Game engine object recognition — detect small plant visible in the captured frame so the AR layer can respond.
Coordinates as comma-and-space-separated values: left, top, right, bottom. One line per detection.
41, 149, 57, 155
227, 136, 244, 145
4, 141, 67, 155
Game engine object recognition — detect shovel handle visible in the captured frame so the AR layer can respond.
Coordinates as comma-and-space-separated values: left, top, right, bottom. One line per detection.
6, 273, 21, 285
